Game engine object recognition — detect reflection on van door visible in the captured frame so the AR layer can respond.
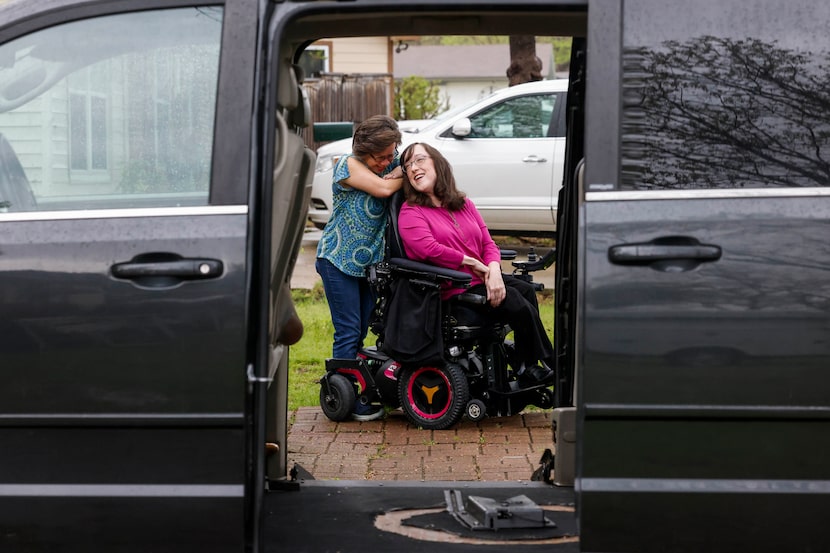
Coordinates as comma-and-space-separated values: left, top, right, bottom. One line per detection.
578, 1, 830, 550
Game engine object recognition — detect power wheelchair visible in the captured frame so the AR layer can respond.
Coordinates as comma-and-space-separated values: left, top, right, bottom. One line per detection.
319, 193, 556, 430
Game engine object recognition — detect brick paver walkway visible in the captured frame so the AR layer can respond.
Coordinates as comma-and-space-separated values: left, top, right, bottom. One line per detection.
287, 406, 554, 481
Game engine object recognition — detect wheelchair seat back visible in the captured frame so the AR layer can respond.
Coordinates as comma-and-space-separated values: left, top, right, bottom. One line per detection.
384, 189, 406, 259
380, 190, 505, 345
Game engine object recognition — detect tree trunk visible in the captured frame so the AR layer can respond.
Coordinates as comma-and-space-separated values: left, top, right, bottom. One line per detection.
506, 36, 542, 86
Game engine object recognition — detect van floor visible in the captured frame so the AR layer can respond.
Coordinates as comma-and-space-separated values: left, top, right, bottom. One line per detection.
263, 480, 578, 552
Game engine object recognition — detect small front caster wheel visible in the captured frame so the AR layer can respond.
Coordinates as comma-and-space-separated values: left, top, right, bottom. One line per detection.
319, 373, 356, 422
465, 399, 487, 422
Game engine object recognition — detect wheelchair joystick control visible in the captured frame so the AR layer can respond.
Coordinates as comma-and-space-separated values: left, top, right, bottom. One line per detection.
527, 247, 538, 263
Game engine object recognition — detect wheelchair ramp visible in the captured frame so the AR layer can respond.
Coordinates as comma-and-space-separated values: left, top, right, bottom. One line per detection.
273, 408, 576, 550
263, 481, 577, 552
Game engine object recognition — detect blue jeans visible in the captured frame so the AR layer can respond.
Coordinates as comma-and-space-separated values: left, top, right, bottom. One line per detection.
315, 258, 377, 358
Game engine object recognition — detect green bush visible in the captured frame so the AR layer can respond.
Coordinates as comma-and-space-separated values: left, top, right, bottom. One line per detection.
394, 76, 449, 120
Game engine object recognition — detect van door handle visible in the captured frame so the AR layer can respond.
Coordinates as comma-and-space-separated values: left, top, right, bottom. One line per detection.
112, 253, 223, 287
608, 237, 721, 270
113, 259, 223, 278
522, 155, 547, 163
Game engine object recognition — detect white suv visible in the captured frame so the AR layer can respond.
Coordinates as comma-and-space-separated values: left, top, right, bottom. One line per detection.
309, 79, 568, 235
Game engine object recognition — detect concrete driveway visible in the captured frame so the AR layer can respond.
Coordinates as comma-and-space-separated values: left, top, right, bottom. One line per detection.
290, 229, 324, 290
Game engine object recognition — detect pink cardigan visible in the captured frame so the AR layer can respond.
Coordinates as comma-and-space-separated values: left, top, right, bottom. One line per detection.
398, 198, 501, 299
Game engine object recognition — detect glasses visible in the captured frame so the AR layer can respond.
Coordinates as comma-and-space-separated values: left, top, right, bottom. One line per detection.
403, 155, 431, 173
370, 147, 398, 164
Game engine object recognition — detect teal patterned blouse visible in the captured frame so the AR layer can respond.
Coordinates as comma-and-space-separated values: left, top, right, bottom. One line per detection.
316, 154, 399, 277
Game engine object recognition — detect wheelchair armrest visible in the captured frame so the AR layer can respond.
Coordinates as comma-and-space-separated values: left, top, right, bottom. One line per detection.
388, 257, 472, 287
455, 292, 487, 305
500, 249, 517, 260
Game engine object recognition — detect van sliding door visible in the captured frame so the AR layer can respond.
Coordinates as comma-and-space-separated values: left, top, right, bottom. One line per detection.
579, 0, 830, 551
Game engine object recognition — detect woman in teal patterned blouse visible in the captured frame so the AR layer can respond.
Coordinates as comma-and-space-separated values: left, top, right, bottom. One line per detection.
315, 115, 402, 420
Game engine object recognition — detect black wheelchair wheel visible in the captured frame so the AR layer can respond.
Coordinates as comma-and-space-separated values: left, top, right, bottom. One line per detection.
398, 363, 470, 430
319, 373, 355, 422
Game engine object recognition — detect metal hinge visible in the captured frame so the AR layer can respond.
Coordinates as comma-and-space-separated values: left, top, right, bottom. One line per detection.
247, 364, 273, 385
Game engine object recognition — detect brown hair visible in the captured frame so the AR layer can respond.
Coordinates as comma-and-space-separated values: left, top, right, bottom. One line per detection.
400, 143, 466, 210
351, 115, 401, 158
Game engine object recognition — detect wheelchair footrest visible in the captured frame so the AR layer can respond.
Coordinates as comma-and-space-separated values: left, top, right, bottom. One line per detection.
489, 381, 552, 396
324, 358, 363, 371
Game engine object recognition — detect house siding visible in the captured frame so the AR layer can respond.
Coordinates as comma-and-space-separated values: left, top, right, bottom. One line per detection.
394, 43, 558, 111
303, 40, 568, 118
329, 37, 390, 74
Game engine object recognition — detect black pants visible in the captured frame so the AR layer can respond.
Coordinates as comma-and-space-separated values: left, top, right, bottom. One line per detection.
467, 274, 553, 366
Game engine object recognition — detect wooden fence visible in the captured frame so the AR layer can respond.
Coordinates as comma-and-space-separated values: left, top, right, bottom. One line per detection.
300, 73, 393, 151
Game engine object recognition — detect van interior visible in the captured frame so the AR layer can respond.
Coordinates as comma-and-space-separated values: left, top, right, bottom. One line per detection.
262, 3, 587, 552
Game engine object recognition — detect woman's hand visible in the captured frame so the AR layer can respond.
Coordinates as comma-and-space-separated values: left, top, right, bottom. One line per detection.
485, 261, 506, 307
462, 255, 489, 280
383, 165, 403, 180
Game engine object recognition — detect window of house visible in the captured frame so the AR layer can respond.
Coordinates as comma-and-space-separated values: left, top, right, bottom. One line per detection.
68, 65, 110, 175
298, 44, 331, 78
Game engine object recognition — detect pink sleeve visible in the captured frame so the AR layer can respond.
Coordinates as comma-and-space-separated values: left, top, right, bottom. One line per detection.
466, 199, 501, 265
398, 204, 465, 269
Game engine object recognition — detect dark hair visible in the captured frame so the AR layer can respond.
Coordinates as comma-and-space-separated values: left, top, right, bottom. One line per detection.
400, 143, 466, 210
351, 115, 401, 158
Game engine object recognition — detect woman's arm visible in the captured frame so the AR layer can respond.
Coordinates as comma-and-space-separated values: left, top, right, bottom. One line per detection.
484, 261, 506, 307
340, 157, 402, 197
462, 255, 490, 279
458, 199, 504, 305
467, 199, 501, 265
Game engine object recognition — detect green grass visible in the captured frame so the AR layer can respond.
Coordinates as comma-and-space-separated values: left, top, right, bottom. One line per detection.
288, 284, 554, 411
289, 284, 332, 410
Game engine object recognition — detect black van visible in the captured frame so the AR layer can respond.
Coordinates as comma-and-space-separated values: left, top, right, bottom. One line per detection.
0, 0, 827, 551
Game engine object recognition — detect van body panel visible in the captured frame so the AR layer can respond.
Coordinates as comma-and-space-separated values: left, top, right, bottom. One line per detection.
0, 1, 257, 550
3, 0, 829, 551
578, 0, 830, 550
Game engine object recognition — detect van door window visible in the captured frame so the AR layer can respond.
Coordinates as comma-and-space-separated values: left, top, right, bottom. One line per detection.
0, 7, 222, 212
619, 0, 830, 190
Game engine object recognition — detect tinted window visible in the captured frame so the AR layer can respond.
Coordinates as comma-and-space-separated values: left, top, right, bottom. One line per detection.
620, 0, 830, 190
298, 44, 330, 79
0, 7, 222, 212
467, 93, 556, 138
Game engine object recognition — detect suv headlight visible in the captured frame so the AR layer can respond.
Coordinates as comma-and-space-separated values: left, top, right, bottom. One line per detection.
315, 153, 343, 174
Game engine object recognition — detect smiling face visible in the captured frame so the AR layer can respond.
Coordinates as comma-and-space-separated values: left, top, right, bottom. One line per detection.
351, 115, 401, 174
402, 144, 438, 203
364, 143, 397, 174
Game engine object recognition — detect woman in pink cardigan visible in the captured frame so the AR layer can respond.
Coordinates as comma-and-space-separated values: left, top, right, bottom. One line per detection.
397, 142, 555, 386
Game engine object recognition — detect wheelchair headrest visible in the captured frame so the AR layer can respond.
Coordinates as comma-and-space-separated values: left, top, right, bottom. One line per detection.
385, 190, 406, 259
